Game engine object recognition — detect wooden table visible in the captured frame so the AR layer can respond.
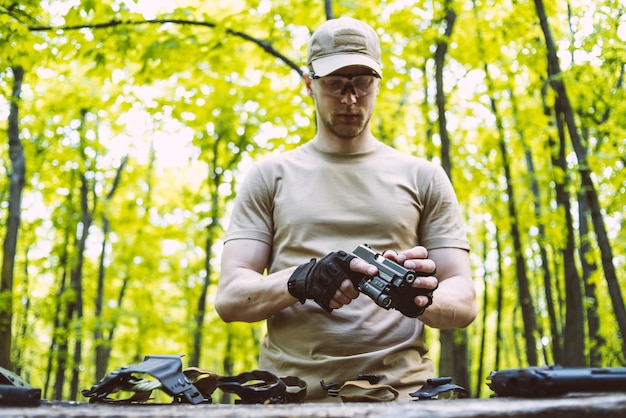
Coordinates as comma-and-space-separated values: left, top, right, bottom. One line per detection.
1, 393, 625, 417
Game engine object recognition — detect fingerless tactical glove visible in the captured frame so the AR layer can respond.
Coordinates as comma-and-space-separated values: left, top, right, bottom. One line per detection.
386, 281, 437, 317
287, 250, 358, 313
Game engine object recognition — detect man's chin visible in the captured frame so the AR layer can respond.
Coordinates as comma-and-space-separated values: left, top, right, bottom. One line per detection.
333, 128, 365, 140
321, 116, 368, 139
329, 122, 366, 139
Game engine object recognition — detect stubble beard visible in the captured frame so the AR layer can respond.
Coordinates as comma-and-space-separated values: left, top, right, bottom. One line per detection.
321, 109, 371, 140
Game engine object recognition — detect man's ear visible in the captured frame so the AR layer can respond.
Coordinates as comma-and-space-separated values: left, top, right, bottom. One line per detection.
304, 73, 314, 97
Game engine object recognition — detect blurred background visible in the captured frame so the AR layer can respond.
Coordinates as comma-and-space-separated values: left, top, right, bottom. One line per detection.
0, 0, 624, 401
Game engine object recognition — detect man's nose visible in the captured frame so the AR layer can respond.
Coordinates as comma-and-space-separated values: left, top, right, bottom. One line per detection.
340, 83, 359, 103
340, 82, 358, 97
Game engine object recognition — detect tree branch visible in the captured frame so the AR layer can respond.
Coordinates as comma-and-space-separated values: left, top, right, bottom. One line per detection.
28, 18, 304, 77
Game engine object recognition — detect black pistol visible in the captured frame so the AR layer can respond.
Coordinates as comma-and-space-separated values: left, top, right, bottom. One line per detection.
0, 366, 41, 407
351, 244, 435, 317
487, 365, 626, 397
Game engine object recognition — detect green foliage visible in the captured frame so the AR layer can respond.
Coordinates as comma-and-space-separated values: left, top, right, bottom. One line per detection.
0, 0, 624, 400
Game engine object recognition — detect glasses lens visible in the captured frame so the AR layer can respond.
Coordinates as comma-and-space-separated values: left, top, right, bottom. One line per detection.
351, 76, 376, 93
318, 75, 377, 98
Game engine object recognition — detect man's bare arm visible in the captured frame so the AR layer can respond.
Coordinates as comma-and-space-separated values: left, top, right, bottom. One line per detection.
414, 247, 477, 329
215, 239, 297, 323
215, 239, 378, 322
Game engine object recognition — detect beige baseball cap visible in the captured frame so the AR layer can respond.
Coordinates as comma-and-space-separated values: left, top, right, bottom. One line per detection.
307, 17, 382, 78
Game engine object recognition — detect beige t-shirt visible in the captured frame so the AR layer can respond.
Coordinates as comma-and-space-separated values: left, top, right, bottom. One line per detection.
224, 139, 469, 401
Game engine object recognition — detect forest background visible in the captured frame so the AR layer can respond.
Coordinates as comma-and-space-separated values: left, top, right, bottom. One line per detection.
0, 0, 624, 402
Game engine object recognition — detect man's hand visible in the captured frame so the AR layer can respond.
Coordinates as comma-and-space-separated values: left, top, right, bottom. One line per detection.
287, 246, 439, 316
287, 251, 363, 312
327, 257, 376, 310
383, 246, 438, 312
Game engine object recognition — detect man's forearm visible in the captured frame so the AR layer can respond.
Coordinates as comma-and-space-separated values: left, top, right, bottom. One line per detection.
418, 275, 477, 329
215, 267, 297, 323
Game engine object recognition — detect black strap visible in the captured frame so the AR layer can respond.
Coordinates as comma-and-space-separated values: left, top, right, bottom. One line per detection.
217, 370, 307, 404
280, 376, 308, 403
288, 259, 315, 304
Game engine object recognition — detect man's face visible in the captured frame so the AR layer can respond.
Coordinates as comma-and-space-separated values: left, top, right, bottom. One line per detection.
307, 65, 380, 140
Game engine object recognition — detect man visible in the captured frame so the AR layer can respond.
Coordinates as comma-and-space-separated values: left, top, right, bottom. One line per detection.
215, 17, 476, 401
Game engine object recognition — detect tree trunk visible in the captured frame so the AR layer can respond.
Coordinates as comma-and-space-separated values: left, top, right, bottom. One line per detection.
68, 108, 98, 400
498, 134, 538, 366
94, 156, 127, 380
0, 66, 25, 370
523, 143, 562, 364
563, 0, 602, 363
192, 232, 213, 367
13, 247, 31, 375
494, 227, 504, 370
535, 0, 586, 368
471, 0, 537, 366
434, 5, 455, 177
434, 3, 470, 390
44, 219, 71, 399
323, 0, 334, 20
577, 192, 603, 366
548, 108, 585, 366
68, 171, 92, 400
474, 237, 489, 398
219, 325, 234, 404
99, 146, 156, 375
505, 83, 564, 365
420, 60, 436, 162
534, 0, 626, 357
192, 119, 248, 366
94, 215, 109, 380
191, 144, 223, 366
52, 111, 96, 400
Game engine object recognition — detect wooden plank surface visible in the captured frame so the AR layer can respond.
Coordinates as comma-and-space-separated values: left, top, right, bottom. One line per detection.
1, 393, 626, 418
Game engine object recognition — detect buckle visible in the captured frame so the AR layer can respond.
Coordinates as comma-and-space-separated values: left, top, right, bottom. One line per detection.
321, 374, 398, 402
409, 377, 468, 400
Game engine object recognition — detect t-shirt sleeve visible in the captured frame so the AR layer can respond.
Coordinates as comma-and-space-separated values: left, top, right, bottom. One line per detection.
417, 165, 470, 251
224, 163, 274, 245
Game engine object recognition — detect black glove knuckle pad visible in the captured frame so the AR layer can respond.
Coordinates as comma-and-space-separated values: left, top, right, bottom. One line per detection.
288, 251, 355, 313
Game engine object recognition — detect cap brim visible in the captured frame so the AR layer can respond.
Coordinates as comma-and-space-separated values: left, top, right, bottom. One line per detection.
311, 54, 382, 77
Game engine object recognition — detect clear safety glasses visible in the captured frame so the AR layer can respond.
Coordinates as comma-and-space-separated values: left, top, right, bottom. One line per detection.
309, 72, 380, 98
